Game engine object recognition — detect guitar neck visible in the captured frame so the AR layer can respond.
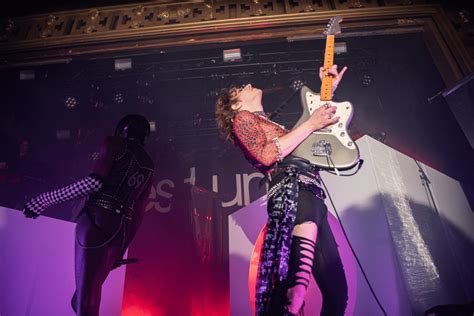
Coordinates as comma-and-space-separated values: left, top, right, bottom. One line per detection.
320, 34, 335, 101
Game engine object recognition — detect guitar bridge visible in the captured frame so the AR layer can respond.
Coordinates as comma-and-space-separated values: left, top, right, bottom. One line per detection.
312, 140, 332, 156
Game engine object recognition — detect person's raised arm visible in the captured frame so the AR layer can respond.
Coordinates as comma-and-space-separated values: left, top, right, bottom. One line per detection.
22, 137, 116, 219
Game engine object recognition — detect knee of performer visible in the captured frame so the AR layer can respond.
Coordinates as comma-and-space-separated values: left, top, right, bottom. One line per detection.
293, 221, 317, 233
292, 221, 318, 241
286, 285, 306, 313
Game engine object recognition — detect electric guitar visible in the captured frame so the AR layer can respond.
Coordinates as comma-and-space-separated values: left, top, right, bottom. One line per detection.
292, 16, 360, 170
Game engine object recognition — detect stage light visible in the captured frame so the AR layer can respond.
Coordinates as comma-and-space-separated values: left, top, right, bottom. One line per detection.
149, 121, 156, 132
114, 92, 125, 104
19, 70, 35, 80
223, 48, 242, 62
334, 42, 347, 54
90, 151, 99, 161
65, 97, 79, 109
115, 58, 132, 71
290, 79, 305, 91
362, 74, 372, 86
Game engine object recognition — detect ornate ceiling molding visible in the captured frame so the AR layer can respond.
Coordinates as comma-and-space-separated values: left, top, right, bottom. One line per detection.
0, 1, 445, 50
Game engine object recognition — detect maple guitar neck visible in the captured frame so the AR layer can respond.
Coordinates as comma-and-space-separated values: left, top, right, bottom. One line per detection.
291, 16, 360, 170
320, 34, 335, 101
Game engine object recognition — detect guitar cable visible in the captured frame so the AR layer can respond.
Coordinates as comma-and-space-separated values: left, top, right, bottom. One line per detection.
325, 156, 364, 177
319, 172, 388, 316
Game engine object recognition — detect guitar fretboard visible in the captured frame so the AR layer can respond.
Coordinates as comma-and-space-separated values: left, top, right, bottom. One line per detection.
320, 34, 335, 101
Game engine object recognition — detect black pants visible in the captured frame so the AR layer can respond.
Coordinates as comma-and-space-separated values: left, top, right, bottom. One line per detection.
301, 191, 348, 316
269, 173, 348, 315
74, 206, 141, 316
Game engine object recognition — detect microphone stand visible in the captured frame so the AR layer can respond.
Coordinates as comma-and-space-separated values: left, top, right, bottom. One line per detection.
428, 72, 474, 103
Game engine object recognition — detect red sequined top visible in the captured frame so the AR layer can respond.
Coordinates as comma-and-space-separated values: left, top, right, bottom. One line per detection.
232, 110, 287, 174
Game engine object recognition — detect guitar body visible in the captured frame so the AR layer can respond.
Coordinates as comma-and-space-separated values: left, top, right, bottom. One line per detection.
292, 86, 360, 170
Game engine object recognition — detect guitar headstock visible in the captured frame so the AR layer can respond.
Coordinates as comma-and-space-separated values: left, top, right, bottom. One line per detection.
324, 16, 343, 36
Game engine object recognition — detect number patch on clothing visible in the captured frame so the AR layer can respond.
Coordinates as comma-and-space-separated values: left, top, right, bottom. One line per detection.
127, 171, 146, 189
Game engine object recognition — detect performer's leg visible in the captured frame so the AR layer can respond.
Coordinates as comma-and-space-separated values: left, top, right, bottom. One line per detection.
284, 222, 318, 314
110, 217, 142, 270
312, 211, 348, 316
75, 243, 121, 316
74, 210, 124, 316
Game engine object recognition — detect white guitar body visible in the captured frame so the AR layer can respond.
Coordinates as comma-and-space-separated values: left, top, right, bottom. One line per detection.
292, 86, 360, 170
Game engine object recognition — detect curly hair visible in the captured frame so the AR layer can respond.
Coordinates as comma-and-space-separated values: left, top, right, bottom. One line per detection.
215, 86, 241, 143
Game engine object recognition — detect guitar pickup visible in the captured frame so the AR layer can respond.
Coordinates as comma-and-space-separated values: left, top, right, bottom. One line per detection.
312, 140, 332, 156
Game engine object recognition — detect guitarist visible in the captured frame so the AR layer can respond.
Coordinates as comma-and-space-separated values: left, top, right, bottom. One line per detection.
215, 65, 348, 316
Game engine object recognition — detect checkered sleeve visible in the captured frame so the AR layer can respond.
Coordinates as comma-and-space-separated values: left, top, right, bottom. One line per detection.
23, 174, 104, 219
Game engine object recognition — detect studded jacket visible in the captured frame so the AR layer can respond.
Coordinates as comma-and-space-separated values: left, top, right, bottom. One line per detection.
87, 136, 154, 218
